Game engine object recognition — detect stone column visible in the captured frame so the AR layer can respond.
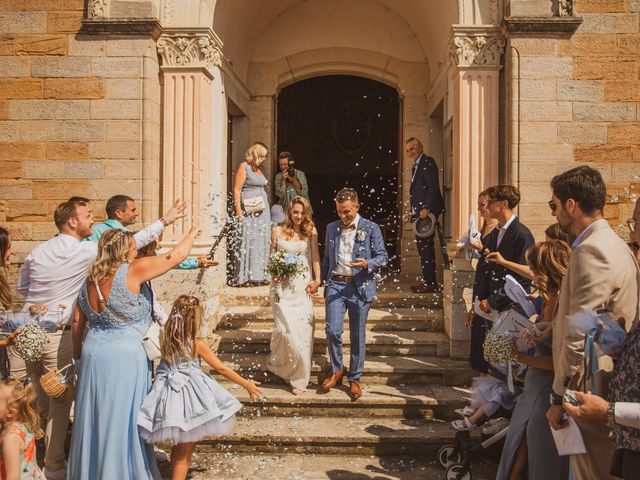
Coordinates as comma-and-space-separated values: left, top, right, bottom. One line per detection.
156, 28, 223, 247
444, 26, 505, 358
449, 27, 505, 239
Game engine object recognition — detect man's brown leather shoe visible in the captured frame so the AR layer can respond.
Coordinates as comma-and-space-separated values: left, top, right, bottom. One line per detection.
321, 368, 346, 390
349, 381, 362, 399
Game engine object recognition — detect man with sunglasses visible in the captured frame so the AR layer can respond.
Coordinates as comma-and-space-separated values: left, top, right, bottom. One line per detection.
546, 166, 640, 480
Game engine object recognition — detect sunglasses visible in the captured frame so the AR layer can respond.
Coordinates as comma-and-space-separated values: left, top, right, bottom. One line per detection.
548, 200, 557, 212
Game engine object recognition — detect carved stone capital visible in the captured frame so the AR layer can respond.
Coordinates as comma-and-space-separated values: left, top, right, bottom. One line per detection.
157, 29, 223, 74
89, 0, 109, 19
449, 28, 505, 69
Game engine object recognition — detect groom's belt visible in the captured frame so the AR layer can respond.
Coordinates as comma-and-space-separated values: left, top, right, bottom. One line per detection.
331, 274, 355, 283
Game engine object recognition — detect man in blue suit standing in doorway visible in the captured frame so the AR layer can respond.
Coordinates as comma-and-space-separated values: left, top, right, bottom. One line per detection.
320, 188, 388, 400
406, 137, 445, 293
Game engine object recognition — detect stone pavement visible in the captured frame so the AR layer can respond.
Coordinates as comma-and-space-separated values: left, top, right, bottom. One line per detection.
162, 280, 498, 479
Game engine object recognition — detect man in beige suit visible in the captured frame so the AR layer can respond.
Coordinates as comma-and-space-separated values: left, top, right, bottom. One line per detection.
546, 166, 640, 480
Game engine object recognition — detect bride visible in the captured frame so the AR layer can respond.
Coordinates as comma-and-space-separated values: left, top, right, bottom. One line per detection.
267, 196, 321, 395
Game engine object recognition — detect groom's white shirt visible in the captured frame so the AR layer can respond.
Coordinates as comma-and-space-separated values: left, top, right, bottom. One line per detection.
335, 214, 361, 276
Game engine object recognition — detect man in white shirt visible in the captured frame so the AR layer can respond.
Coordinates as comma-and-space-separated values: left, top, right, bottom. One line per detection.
11, 199, 95, 479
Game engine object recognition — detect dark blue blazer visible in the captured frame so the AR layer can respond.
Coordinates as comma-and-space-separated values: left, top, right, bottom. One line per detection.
410, 154, 444, 218
483, 216, 535, 312
321, 217, 388, 303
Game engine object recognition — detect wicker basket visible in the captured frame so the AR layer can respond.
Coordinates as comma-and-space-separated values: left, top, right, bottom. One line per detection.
40, 364, 72, 399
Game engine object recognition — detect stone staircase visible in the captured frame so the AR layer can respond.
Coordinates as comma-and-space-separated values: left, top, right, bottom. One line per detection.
187, 282, 498, 479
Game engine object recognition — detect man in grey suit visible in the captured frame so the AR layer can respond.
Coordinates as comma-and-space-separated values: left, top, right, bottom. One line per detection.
546, 166, 640, 480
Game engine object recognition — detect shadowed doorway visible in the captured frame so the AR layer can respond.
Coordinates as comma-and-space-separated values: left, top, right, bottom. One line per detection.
276, 75, 401, 269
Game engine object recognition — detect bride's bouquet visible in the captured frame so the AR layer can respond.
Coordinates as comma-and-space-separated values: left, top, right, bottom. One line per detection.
266, 250, 308, 303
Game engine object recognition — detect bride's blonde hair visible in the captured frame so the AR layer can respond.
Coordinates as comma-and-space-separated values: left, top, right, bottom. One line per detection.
89, 229, 134, 284
282, 196, 314, 240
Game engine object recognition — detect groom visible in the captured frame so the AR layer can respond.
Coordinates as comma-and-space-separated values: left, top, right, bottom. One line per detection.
320, 188, 388, 399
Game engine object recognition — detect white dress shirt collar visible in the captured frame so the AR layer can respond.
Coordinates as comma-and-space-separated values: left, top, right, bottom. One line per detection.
497, 214, 517, 248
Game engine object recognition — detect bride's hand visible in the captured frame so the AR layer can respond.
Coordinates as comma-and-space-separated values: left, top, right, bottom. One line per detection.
272, 276, 283, 284
306, 280, 320, 295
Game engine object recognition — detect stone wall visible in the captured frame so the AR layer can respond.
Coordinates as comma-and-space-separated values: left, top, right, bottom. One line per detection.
0, 1, 162, 265
508, 0, 640, 239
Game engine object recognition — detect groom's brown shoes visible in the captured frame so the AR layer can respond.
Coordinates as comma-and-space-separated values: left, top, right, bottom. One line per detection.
349, 381, 362, 400
321, 368, 346, 390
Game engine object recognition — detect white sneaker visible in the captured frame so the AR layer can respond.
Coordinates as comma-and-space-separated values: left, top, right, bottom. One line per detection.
454, 406, 476, 418
43, 466, 66, 480
481, 417, 509, 435
451, 418, 475, 431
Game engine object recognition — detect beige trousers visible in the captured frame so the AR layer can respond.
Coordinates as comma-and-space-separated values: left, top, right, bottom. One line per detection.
9, 330, 74, 472
570, 419, 616, 480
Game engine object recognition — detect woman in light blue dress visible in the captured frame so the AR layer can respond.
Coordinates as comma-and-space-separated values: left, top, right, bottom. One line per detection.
231, 142, 271, 285
68, 226, 201, 480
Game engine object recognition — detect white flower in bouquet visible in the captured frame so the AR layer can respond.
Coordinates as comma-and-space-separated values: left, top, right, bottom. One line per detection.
266, 250, 308, 303
14, 323, 49, 362
483, 331, 513, 365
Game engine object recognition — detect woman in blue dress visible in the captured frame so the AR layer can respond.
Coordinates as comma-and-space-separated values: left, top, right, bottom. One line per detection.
68, 225, 201, 480
231, 141, 271, 286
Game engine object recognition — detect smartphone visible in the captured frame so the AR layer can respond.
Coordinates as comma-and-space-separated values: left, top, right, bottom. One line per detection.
564, 389, 581, 407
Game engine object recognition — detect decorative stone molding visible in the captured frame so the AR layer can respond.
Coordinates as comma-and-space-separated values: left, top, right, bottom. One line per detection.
449, 28, 505, 69
157, 29, 223, 74
81, 18, 162, 38
503, 16, 583, 35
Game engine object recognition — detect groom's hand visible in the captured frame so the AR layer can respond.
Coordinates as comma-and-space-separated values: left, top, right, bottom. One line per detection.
349, 258, 368, 269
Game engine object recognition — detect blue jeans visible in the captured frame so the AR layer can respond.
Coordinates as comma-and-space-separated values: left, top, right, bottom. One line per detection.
325, 280, 371, 382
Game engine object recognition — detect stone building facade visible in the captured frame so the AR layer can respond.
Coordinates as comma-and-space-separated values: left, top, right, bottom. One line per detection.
0, 0, 639, 352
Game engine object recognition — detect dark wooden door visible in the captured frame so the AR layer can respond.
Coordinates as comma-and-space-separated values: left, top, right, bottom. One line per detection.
277, 75, 400, 268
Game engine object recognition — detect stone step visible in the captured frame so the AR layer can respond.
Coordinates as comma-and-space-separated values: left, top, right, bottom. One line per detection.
218, 306, 444, 332
215, 329, 449, 356
219, 382, 471, 420
198, 416, 454, 456
163, 452, 498, 480
214, 353, 472, 386
219, 285, 442, 309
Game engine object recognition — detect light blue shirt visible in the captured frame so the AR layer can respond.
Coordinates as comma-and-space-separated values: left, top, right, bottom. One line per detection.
84, 218, 199, 269
571, 219, 608, 249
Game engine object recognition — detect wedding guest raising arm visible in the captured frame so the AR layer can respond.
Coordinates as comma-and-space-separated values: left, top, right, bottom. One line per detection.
68, 224, 200, 480
485, 223, 572, 280
83, 194, 187, 249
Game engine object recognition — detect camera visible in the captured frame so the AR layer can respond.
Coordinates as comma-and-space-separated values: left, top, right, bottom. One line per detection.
287, 159, 296, 177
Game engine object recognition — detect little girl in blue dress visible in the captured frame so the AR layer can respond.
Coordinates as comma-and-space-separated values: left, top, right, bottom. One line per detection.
138, 295, 263, 480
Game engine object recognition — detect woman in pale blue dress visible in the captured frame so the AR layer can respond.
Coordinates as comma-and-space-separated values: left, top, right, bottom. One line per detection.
68, 225, 201, 480
231, 142, 271, 285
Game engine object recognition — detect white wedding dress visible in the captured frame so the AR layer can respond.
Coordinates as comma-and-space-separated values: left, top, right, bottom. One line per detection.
267, 237, 315, 391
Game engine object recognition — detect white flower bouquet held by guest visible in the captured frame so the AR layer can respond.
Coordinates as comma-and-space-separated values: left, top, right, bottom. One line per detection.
68, 224, 201, 480
138, 295, 263, 480
12, 324, 48, 363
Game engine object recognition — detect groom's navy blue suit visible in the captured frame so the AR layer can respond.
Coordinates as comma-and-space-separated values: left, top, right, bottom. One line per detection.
321, 216, 388, 381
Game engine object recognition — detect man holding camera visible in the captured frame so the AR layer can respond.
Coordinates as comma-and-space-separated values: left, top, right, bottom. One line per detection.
275, 151, 311, 212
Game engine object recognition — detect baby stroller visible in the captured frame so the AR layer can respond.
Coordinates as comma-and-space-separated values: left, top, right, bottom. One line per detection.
437, 367, 523, 480
437, 416, 509, 480
438, 306, 532, 480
